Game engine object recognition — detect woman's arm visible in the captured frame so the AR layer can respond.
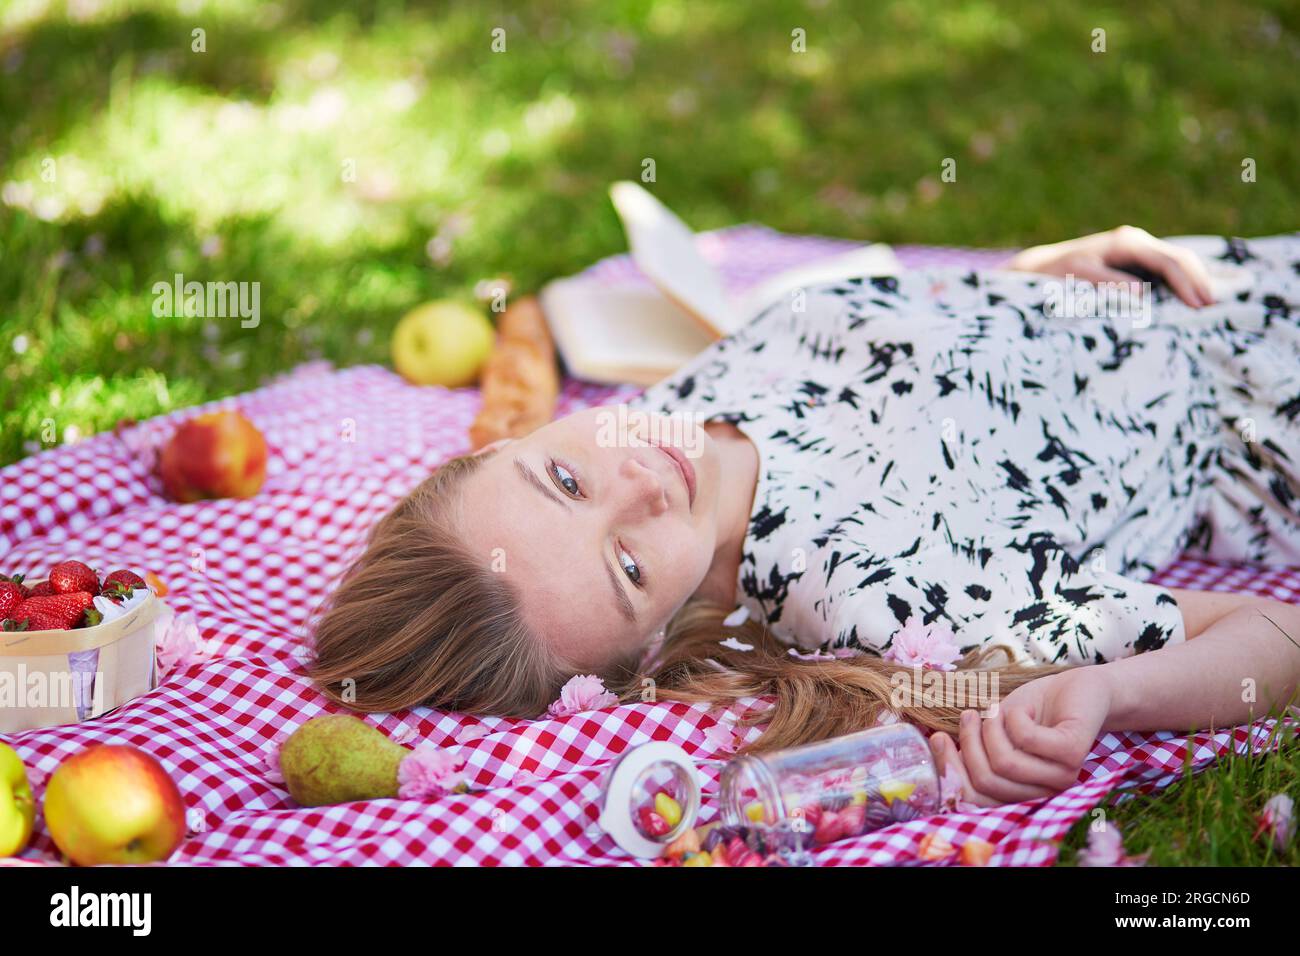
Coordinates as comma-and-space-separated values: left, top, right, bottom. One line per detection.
1100, 593, 1300, 734
1000, 224, 1217, 308
931, 589, 1300, 806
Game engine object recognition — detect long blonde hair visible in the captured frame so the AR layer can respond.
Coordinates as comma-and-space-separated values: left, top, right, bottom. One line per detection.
310, 450, 1070, 753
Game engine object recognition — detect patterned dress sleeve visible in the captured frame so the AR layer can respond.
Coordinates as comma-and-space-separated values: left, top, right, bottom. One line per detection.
815, 531, 1187, 666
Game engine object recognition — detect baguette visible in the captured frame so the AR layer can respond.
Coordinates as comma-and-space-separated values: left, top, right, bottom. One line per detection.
468, 295, 560, 450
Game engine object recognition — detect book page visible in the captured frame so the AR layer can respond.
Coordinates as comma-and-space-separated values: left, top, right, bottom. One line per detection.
609, 181, 737, 337
539, 276, 713, 385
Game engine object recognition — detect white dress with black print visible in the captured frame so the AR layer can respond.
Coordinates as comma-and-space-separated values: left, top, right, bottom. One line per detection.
626, 234, 1300, 665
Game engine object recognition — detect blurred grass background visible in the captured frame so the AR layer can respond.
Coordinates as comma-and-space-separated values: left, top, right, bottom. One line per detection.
2, 0, 1298, 465
1, 0, 1298, 866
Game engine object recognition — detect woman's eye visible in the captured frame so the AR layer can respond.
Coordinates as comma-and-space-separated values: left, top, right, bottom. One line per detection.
618, 548, 642, 586
550, 461, 581, 496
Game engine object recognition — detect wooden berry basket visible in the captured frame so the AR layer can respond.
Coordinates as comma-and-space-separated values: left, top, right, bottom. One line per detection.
0, 589, 160, 733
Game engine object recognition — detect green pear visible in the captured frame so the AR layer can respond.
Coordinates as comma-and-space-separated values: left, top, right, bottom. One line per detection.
279, 715, 408, 807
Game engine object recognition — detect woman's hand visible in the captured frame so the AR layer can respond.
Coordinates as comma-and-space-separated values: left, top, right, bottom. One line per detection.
929, 665, 1112, 807
1001, 225, 1216, 308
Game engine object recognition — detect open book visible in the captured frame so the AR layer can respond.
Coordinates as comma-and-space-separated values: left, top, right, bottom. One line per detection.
539, 181, 901, 386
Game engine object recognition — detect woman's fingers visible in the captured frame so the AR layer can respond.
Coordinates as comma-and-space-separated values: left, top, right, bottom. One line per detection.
1106, 232, 1214, 307
980, 709, 1079, 791
1003, 703, 1090, 767
930, 732, 999, 808
1167, 245, 1217, 304
956, 710, 1058, 804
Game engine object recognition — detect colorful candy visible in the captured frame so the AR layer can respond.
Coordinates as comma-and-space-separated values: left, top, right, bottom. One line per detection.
637, 807, 671, 837
879, 779, 916, 805
610, 725, 952, 865
960, 837, 994, 866
918, 832, 957, 862
664, 826, 700, 860
655, 791, 683, 829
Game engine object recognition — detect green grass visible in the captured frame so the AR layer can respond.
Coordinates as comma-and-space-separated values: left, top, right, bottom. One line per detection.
1, 0, 1298, 863
1059, 717, 1299, 866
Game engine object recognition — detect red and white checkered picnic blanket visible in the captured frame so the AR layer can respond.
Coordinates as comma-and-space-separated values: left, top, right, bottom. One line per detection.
2, 229, 1296, 866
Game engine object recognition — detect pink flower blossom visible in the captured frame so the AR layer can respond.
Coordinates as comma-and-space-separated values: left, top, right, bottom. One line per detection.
155, 609, 209, 677
396, 743, 468, 799
264, 729, 292, 785
883, 616, 961, 671
937, 760, 981, 814
1254, 794, 1295, 852
703, 718, 737, 753
455, 724, 491, 744
1077, 824, 1148, 867
391, 725, 419, 745
547, 674, 619, 718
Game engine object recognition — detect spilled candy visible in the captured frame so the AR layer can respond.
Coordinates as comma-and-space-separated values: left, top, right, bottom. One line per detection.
655, 791, 683, 829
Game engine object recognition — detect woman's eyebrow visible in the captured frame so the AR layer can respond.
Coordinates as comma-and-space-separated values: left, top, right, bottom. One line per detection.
604, 557, 638, 624
513, 456, 636, 624
514, 457, 570, 510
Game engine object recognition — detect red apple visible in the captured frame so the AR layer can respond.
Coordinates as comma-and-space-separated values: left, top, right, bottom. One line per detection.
43, 745, 186, 865
158, 410, 268, 502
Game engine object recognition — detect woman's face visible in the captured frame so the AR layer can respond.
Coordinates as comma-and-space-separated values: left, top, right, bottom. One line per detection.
458, 405, 724, 670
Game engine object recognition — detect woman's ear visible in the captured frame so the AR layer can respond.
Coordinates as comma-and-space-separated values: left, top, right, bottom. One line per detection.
472, 437, 512, 456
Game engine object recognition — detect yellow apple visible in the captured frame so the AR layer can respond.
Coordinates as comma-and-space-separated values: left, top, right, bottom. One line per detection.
0, 742, 35, 857
391, 300, 495, 387
44, 744, 186, 866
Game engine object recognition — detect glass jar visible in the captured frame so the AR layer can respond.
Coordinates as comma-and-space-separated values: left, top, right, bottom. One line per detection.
597, 723, 939, 858
719, 723, 939, 846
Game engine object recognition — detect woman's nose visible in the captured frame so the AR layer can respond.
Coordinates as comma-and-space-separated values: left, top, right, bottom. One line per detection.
619, 454, 669, 517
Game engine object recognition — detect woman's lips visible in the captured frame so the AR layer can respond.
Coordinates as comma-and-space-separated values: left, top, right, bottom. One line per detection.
653, 442, 697, 509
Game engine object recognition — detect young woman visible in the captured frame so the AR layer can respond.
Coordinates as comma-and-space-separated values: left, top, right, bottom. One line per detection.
311, 226, 1300, 807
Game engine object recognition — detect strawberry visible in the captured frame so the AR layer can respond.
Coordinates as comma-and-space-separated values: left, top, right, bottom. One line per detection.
28, 580, 53, 596
0, 580, 24, 618
0, 573, 28, 597
48, 560, 99, 595
6, 610, 61, 631
100, 584, 129, 603
101, 569, 146, 601
103, 568, 146, 590
9, 591, 96, 630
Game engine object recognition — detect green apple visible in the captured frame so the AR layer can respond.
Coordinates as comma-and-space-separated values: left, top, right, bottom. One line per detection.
391, 300, 495, 388
0, 742, 35, 857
